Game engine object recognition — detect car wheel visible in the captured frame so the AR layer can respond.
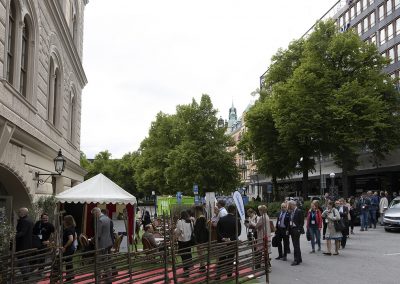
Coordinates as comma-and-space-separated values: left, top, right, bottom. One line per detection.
384, 228, 390, 232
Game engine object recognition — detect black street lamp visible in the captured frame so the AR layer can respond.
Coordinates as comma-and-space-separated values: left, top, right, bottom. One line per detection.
35, 149, 66, 185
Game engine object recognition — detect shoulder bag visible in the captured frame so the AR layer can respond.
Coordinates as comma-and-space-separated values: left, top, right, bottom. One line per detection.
333, 210, 344, 232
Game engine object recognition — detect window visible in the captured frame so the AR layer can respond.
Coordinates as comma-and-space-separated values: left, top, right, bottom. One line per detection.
370, 12, 375, 27
19, 19, 29, 97
48, 56, 62, 128
351, 6, 356, 19
363, 17, 369, 32
371, 34, 376, 45
358, 22, 363, 35
396, 0, 400, 9
6, 0, 16, 84
389, 47, 395, 62
388, 22, 394, 40
68, 91, 76, 141
387, 0, 393, 15
363, 0, 368, 10
397, 44, 400, 60
379, 5, 385, 20
380, 28, 386, 45
357, 1, 361, 15
397, 18, 400, 34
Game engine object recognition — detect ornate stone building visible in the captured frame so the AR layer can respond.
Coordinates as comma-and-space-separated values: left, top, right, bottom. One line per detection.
0, 0, 88, 216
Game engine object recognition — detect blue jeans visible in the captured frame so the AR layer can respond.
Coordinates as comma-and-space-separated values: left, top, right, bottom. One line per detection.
360, 210, 369, 229
369, 207, 377, 226
309, 227, 321, 251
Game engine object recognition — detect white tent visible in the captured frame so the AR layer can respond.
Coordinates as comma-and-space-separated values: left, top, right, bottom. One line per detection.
56, 173, 137, 205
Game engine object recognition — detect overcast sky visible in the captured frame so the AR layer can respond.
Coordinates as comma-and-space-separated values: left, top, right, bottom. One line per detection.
81, 0, 339, 159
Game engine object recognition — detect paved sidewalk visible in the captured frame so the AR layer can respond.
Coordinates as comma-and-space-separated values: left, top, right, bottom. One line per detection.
260, 225, 399, 284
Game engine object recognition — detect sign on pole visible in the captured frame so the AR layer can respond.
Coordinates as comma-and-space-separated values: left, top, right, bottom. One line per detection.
193, 184, 199, 195
233, 191, 245, 221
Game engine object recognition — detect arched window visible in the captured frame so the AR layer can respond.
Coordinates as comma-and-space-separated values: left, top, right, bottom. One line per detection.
20, 18, 29, 97
6, 0, 16, 83
68, 90, 76, 141
48, 56, 62, 128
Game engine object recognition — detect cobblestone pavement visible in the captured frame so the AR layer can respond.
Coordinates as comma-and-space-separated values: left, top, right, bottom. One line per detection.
259, 225, 399, 284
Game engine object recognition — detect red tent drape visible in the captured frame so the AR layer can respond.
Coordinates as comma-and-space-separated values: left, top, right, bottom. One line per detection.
85, 203, 96, 238
126, 203, 134, 244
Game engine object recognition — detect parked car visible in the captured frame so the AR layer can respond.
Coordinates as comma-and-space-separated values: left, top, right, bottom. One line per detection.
383, 197, 400, 232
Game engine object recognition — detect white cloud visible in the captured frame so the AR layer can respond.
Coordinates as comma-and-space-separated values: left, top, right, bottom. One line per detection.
81, 0, 338, 158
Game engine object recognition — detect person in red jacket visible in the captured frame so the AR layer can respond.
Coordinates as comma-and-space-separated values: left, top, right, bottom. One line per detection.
306, 200, 323, 253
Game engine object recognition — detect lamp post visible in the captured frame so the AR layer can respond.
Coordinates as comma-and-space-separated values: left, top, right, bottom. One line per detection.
151, 191, 157, 218
329, 172, 335, 197
35, 149, 66, 185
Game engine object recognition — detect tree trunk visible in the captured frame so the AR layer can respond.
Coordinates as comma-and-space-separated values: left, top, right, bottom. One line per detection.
302, 169, 308, 198
272, 176, 278, 202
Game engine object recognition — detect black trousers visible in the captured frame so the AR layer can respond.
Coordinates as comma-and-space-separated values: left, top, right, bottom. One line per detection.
178, 240, 192, 272
322, 218, 328, 237
290, 228, 302, 263
276, 228, 289, 257
217, 242, 235, 277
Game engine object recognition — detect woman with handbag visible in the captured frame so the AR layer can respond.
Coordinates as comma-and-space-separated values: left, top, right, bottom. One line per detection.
321, 201, 342, 256
337, 198, 350, 249
194, 206, 209, 272
306, 200, 323, 253
174, 211, 194, 277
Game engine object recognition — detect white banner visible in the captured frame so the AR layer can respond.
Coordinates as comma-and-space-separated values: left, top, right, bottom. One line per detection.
233, 191, 245, 221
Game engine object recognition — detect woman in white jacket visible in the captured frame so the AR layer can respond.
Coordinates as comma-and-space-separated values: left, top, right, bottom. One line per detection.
379, 191, 388, 225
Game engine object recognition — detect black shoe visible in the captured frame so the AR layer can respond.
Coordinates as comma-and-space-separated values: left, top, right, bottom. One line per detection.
291, 261, 299, 266
374, 224, 376, 229
323, 252, 332, 256
281, 257, 287, 261
275, 256, 282, 260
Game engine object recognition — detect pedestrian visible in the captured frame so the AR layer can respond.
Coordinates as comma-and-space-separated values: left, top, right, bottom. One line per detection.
322, 201, 341, 255
348, 196, 356, 234
379, 191, 388, 225
358, 192, 371, 231
337, 198, 350, 249
244, 208, 258, 242
216, 204, 241, 279
32, 212, 55, 271
92, 207, 113, 283
306, 200, 322, 253
275, 203, 290, 261
194, 205, 209, 272
16, 207, 34, 280
174, 210, 193, 277
321, 198, 329, 240
288, 200, 304, 266
369, 191, 379, 229
142, 210, 151, 228
250, 205, 271, 271
62, 215, 77, 282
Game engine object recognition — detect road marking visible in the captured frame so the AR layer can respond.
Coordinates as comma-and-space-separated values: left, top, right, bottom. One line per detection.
384, 252, 400, 256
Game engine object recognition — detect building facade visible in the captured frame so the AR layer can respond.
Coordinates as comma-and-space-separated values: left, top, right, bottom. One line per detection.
0, 0, 88, 218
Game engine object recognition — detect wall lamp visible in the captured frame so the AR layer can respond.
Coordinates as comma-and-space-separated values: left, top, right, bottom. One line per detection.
35, 149, 66, 185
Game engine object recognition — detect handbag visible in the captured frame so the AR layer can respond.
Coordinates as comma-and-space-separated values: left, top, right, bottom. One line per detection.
306, 229, 311, 241
333, 210, 344, 232
271, 235, 279, 247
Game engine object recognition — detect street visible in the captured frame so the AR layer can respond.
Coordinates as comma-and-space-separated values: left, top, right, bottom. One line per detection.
261, 225, 399, 284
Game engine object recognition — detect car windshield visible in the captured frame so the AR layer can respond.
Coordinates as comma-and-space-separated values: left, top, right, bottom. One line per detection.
389, 200, 400, 208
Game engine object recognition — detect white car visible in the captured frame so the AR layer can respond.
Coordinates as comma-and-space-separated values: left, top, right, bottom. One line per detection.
383, 197, 400, 232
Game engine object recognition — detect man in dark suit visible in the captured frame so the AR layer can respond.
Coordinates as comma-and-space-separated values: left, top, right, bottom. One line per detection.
216, 204, 241, 280
16, 207, 34, 280
288, 200, 304, 266
275, 203, 290, 261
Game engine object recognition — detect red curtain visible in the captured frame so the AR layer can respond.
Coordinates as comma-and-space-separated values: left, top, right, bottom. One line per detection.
126, 204, 135, 244
85, 203, 96, 237
106, 204, 116, 218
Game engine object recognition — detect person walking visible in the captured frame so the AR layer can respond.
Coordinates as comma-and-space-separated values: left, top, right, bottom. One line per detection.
16, 207, 34, 280
244, 208, 258, 242
62, 215, 77, 282
369, 191, 379, 229
174, 210, 194, 277
358, 192, 371, 231
251, 205, 271, 271
288, 200, 304, 266
216, 204, 241, 279
194, 205, 209, 272
321, 198, 329, 240
306, 201, 322, 253
337, 198, 350, 249
322, 201, 342, 255
379, 191, 388, 225
348, 196, 356, 234
275, 203, 290, 261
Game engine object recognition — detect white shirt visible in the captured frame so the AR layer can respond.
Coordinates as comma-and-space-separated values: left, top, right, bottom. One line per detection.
175, 219, 193, 242
218, 207, 228, 219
